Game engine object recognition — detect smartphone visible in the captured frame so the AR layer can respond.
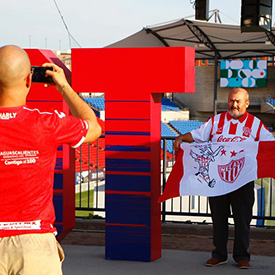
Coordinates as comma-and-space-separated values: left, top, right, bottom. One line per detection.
31, 66, 53, 83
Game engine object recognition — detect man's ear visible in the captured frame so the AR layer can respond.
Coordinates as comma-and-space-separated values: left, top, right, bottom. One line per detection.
26, 73, 32, 88
246, 100, 250, 108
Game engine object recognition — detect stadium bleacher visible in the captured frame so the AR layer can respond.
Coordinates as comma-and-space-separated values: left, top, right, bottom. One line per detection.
169, 120, 203, 135
161, 122, 178, 137
160, 120, 203, 153
75, 117, 105, 173
161, 122, 178, 154
83, 97, 105, 111
161, 98, 180, 111
84, 97, 182, 112
268, 98, 275, 106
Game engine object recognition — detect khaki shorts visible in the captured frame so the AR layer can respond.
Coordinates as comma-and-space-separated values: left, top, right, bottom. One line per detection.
0, 233, 64, 275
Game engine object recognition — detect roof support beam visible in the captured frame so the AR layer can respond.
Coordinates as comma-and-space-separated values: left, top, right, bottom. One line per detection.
145, 28, 170, 47
265, 31, 275, 46
183, 19, 221, 59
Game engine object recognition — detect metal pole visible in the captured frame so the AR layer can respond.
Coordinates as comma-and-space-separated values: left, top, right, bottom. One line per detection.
162, 138, 167, 223
214, 54, 218, 115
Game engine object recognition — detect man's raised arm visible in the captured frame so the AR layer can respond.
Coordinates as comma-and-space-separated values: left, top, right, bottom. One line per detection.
43, 63, 101, 143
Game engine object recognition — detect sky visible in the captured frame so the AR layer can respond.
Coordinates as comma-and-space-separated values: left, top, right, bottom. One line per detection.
0, 0, 273, 50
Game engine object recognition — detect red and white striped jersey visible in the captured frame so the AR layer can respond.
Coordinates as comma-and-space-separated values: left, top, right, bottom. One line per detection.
0, 105, 88, 237
191, 111, 274, 143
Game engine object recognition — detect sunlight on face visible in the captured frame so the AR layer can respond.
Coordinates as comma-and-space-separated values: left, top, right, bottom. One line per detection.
228, 89, 249, 119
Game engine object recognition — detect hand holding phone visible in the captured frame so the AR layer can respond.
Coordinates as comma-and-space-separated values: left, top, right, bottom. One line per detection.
41, 63, 70, 94
31, 66, 53, 83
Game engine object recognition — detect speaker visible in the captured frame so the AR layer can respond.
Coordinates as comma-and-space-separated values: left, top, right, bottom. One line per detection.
241, 0, 272, 32
195, 0, 209, 21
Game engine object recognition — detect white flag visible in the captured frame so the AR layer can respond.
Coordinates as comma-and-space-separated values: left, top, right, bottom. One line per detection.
159, 141, 275, 202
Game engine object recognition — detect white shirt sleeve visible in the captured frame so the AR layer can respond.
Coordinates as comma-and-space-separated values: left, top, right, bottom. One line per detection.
191, 118, 213, 143
259, 124, 275, 141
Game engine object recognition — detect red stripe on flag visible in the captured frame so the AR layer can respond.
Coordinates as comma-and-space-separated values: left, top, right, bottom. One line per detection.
158, 149, 184, 203
257, 141, 275, 179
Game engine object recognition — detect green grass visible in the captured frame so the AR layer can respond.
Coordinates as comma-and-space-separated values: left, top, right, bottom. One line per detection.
75, 189, 94, 217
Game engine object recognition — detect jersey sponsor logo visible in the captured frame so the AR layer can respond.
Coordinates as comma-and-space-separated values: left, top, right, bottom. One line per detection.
0, 150, 39, 166
0, 112, 17, 120
218, 157, 245, 183
0, 150, 39, 156
217, 135, 247, 142
0, 220, 41, 230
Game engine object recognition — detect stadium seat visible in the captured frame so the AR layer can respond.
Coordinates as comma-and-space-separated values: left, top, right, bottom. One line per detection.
268, 98, 275, 106
161, 122, 178, 137
75, 117, 105, 173
169, 120, 203, 135
161, 98, 180, 111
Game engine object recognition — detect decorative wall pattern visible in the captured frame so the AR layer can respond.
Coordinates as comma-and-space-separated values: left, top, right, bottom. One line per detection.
220, 60, 267, 88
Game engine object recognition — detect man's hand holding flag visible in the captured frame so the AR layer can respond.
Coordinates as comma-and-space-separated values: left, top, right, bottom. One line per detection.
159, 141, 275, 203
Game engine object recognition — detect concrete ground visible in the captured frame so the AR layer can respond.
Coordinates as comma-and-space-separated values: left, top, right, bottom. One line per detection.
60, 219, 275, 274
62, 245, 275, 275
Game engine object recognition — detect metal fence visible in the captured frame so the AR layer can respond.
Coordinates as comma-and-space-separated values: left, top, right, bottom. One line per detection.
75, 137, 275, 226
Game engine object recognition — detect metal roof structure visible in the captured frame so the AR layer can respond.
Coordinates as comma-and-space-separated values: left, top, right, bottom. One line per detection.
107, 18, 275, 60
107, 18, 275, 115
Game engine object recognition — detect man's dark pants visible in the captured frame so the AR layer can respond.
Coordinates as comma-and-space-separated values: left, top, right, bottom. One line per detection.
209, 181, 255, 262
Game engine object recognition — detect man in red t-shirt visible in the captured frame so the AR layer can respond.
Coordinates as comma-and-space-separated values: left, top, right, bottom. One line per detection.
0, 45, 101, 274
174, 88, 274, 269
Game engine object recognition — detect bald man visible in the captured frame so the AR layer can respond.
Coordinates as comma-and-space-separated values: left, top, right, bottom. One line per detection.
0, 45, 101, 274
174, 88, 274, 269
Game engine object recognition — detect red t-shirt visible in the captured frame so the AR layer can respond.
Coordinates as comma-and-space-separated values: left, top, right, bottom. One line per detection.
0, 105, 88, 237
